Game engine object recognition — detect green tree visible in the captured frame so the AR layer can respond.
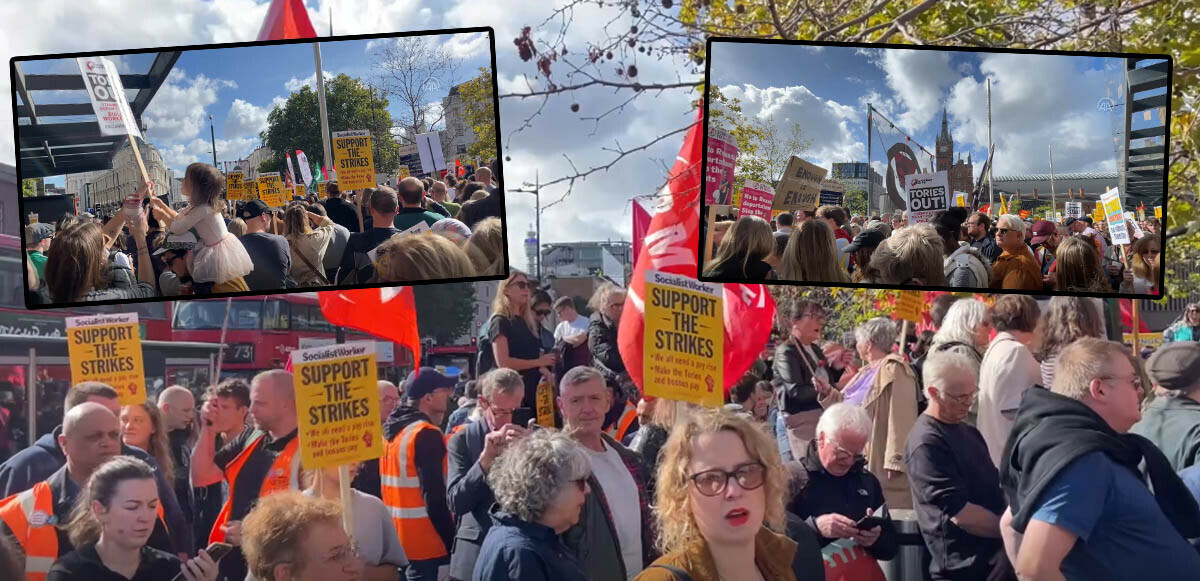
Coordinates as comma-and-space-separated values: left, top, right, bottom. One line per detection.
261, 74, 400, 182
709, 86, 811, 193
843, 189, 868, 218
21, 178, 38, 197
457, 67, 498, 163
413, 283, 478, 345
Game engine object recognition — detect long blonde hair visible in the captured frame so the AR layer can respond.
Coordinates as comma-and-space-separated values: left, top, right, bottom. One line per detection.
372, 233, 476, 282
777, 218, 850, 283
491, 269, 537, 335
465, 217, 505, 276
1054, 236, 1110, 293
704, 216, 774, 277
1131, 235, 1160, 285
654, 406, 788, 554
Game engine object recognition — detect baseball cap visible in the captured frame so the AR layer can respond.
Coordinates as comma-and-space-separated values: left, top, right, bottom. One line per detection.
1146, 342, 1200, 392
844, 228, 886, 253
404, 367, 456, 401
1064, 217, 1079, 228
29, 223, 55, 245
240, 200, 270, 219
1030, 220, 1056, 245
153, 231, 199, 256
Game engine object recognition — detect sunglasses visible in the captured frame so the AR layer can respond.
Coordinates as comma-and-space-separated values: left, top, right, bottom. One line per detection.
996, 228, 1014, 236
689, 462, 767, 497
510, 280, 529, 290
534, 309, 552, 316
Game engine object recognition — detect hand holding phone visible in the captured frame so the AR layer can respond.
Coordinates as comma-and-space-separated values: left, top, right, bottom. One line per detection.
854, 515, 885, 530
511, 407, 535, 428
170, 542, 229, 581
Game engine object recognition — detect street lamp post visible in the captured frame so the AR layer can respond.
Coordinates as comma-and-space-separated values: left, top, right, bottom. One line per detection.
510, 170, 541, 281
209, 114, 218, 168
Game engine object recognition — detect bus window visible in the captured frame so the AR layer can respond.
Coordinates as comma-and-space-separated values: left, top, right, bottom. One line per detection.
294, 304, 333, 333
0, 254, 25, 309
173, 301, 263, 330
263, 299, 291, 330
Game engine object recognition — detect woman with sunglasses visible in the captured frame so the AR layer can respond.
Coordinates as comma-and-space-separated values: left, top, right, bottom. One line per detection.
1129, 234, 1161, 294
1164, 303, 1200, 344
474, 430, 591, 581
487, 270, 557, 409
636, 407, 796, 581
790, 403, 897, 581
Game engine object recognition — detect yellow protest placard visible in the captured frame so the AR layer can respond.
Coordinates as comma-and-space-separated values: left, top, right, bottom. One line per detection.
292, 341, 383, 469
397, 165, 410, 180
1123, 333, 1164, 350
225, 171, 245, 201
295, 184, 307, 199
1155, 206, 1162, 219
66, 313, 145, 405
536, 380, 555, 427
1137, 208, 1145, 222
892, 291, 924, 323
257, 172, 287, 207
332, 130, 375, 190
954, 192, 967, 207
643, 269, 724, 408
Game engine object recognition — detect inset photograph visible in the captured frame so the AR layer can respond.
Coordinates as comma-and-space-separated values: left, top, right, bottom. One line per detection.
700, 39, 1168, 298
13, 28, 504, 309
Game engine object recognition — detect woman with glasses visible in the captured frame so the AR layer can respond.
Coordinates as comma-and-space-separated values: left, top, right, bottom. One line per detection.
1129, 235, 1161, 294
773, 299, 850, 462
790, 404, 897, 581
635, 407, 796, 581
989, 215, 1042, 291
302, 463, 407, 581
473, 430, 591, 581
488, 270, 557, 409
821, 317, 920, 510
241, 491, 363, 581
1164, 303, 1200, 343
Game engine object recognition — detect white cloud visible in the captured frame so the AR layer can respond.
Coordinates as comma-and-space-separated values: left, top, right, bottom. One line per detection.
444, 31, 489, 59
143, 68, 237, 142
309, 0, 434, 39
159, 135, 260, 175
284, 70, 337, 93
875, 49, 959, 133
224, 98, 270, 137
722, 83, 865, 174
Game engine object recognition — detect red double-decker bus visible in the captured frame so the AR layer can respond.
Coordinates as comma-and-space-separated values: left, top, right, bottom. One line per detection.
170, 293, 416, 384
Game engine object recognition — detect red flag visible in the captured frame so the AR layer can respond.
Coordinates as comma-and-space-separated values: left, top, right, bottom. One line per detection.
618, 105, 776, 396
631, 200, 652, 263
1119, 299, 1150, 333
979, 203, 990, 214
257, 0, 316, 41
318, 288, 422, 363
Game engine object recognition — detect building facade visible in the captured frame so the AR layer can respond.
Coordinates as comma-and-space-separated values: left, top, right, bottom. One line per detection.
935, 108, 975, 195
441, 83, 476, 163
541, 241, 633, 284
831, 162, 883, 194
244, 145, 272, 180
86, 141, 171, 211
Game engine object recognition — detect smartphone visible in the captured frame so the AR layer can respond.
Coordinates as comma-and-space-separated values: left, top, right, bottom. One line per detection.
855, 515, 885, 530
170, 542, 232, 581
512, 407, 535, 428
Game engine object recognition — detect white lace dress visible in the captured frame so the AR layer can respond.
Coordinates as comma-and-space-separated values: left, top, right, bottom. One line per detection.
170, 205, 253, 284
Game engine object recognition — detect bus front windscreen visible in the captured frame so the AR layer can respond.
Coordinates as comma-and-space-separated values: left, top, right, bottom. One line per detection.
172, 301, 264, 330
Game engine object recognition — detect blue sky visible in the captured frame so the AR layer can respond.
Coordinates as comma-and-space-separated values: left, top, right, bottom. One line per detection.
708, 43, 1154, 183
25, 31, 491, 184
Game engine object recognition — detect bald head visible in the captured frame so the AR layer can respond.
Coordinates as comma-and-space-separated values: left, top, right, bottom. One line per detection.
379, 381, 400, 421
157, 386, 196, 431
474, 167, 492, 185
59, 402, 121, 482
250, 370, 297, 436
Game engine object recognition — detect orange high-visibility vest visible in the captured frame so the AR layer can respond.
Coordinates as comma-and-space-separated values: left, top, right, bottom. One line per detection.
605, 400, 638, 443
444, 423, 466, 447
209, 433, 301, 544
0, 481, 168, 581
380, 420, 448, 561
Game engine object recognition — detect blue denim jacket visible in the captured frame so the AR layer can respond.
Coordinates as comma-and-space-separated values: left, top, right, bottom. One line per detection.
472, 510, 588, 581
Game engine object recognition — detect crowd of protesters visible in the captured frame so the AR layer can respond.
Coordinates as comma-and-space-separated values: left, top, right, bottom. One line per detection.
5, 277, 1200, 581
24, 162, 507, 305
704, 205, 1163, 294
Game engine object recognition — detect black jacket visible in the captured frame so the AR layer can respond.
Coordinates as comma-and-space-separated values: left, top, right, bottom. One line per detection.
791, 440, 899, 561
969, 234, 1001, 264
1000, 387, 1200, 538
773, 338, 845, 414
446, 418, 494, 580
459, 191, 504, 231
628, 424, 669, 499
323, 197, 361, 233
474, 509, 589, 581
703, 257, 774, 281
588, 312, 626, 382
382, 405, 455, 554
336, 226, 401, 284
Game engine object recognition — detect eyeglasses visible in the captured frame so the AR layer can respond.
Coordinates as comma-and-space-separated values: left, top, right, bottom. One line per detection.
534, 309, 552, 316
1099, 374, 1144, 393
996, 228, 1013, 236
606, 303, 624, 310
939, 391, 975, 405
689, 462, 767, 497
322, 541, 361, 567
828, 441, 865, 463
510, 280, 529, 290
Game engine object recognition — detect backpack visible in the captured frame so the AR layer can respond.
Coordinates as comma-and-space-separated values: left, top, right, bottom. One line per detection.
475, 315, 504, 377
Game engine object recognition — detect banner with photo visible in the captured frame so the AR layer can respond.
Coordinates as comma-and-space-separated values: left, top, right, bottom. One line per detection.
868, 105, 936, 213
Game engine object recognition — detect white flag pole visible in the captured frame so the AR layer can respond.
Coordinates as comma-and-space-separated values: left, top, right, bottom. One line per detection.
314, 44, 334, 189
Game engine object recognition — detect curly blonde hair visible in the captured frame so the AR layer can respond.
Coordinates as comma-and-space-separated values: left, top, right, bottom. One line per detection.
654, 406, 789, 554
372, 232, 476, 282
242, 491, 344, 581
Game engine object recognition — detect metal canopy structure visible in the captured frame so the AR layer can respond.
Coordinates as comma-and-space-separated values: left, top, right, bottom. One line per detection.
14, 51, 180, 178
1120, 58, 1169, 203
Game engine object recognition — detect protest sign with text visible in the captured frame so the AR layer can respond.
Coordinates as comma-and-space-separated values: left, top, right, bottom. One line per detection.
415, 131, 446, 174
904, 171, 950, 224
397, 165, 410, 180
295, 184, 307, 199
771, 156, 827, 213
225, 172, 245, 201
293, 341, 382, 469
819, 179, 845, 207
643, 270, 724, 407
737, 180, 775, 221
1065, 201, 1083, 219
1155, 206, 1162, 219
332, 130, 376, 190
77, 57, 142, 138
66, 313, 145, 405
892, 291, 925, 323
705, 127, 738, 205
296, 150, 314, 185
257, 173, 287, 207
954, 191, 967, 207
1101, 188, 1131, 245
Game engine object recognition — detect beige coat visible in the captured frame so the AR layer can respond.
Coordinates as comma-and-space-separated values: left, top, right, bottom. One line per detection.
820, 353, 919, 509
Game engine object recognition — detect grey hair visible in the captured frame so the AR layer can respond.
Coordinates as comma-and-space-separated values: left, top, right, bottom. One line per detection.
863, 224, 947, 285
815, 403, 872, 439
922, 350, 979, 395
932, 299, 989, 350
480, 368, 524, 401
559, 366, 605, 392
997, 214, 1027, 235
855, 317, 897, 351
488, 429, 591, 523
1052, 338, 1130, 401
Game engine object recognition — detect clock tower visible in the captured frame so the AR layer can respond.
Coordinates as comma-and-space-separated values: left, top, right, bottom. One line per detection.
935, 108, 953, 172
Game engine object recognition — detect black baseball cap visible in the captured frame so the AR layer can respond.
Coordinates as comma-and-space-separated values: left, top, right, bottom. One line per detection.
404, 367, 456, 400
1064, 217, 1079, 228
240, 200, 270, 219
844, 228, 886, 253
